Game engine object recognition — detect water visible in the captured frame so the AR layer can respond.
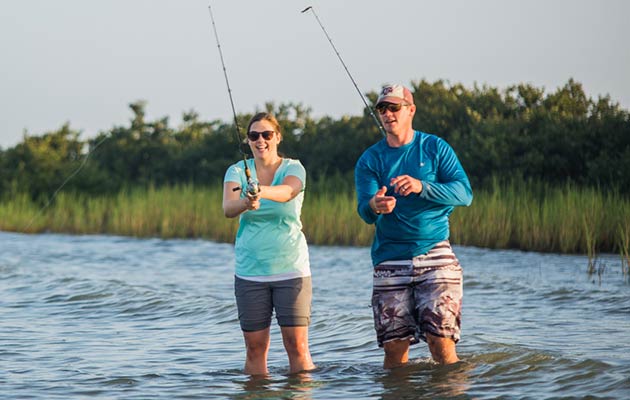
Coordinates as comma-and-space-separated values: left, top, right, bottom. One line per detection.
1, 231, 629, 399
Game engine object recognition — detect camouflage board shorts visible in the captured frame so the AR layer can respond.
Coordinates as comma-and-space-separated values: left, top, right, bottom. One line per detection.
371, 240, 463, 347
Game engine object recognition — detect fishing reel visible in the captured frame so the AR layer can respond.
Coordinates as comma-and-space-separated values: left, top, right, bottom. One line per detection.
245, 179, 261, 199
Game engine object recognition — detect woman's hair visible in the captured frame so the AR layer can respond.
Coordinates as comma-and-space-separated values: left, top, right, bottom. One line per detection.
246, 112, 282, 138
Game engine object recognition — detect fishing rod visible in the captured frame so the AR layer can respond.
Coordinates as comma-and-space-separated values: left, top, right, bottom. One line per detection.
207, 3, 259, 196
301, 6, 386, 138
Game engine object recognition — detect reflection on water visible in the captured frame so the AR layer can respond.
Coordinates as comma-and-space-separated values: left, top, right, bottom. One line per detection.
378, 359, 472, 400
1, 232, 629, 399
235, 372, 319, 400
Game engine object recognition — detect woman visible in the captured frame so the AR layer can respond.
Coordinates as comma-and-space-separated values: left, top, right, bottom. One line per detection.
222, 112, 315, 375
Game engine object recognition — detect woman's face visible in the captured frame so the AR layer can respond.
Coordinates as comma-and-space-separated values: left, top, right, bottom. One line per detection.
247, 119, 281, 159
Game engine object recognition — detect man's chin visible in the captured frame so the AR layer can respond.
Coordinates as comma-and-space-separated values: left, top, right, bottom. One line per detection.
384, 123, 398, 132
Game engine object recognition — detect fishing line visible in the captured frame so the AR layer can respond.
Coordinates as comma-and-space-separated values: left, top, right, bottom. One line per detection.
207, 3, 258, 195
21, 133, 110, 234
301, 6, 386, 138
18, 2, 254, 235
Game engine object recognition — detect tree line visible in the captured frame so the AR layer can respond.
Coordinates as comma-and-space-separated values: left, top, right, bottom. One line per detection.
1, 78, 629, 202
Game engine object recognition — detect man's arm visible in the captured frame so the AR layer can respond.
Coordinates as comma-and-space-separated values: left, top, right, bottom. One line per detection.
355, 154, 382, 224
418, 139, 473, 206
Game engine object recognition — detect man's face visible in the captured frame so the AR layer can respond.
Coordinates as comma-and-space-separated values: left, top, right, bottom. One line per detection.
376, 102, 416, 135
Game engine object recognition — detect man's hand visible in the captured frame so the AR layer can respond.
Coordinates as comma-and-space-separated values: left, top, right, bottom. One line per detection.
390, 175, 422, 196
370, 186, 396, 215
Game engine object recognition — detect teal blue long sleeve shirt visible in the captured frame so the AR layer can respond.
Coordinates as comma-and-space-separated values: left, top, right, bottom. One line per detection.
355, 131, 473, 266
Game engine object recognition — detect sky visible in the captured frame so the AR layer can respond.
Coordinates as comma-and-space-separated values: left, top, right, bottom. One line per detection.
1, 0, 629, 149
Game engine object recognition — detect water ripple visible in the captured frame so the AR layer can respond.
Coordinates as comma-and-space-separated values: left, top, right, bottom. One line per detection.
1, 232, 629, 399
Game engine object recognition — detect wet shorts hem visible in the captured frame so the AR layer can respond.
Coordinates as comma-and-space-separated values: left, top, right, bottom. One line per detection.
235, 276, 312, 332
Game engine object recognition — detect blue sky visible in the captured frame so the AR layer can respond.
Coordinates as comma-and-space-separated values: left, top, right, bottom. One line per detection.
1, 0, 628, 148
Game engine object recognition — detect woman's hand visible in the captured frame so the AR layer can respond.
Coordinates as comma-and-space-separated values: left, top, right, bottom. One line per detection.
224, 181, 260, 217
244, 193, 260, 211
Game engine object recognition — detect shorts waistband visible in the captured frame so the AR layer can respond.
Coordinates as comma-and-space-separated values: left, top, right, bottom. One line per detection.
373, 241, 459, 286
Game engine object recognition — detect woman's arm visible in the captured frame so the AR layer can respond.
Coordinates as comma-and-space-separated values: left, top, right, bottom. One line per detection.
258, 175, 303, 203
223, 181, 260, 218
223, 172, 303, 218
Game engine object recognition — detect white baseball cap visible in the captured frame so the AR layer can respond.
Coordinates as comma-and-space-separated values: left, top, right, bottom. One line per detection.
376, 84, 414, 106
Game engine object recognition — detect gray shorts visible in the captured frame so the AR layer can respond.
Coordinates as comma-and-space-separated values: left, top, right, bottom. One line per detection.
371, 241, 463, 347
234, 276, 312, 332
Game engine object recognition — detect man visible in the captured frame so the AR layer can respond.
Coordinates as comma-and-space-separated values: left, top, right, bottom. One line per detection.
355, 84, 473, 367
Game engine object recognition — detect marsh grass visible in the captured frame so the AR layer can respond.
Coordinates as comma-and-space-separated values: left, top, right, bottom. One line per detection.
0, 192, 44, 233
617, 203, 630, 277
301, 190, 374, 246
0, 185, 237, 242
1, 181, 629, 260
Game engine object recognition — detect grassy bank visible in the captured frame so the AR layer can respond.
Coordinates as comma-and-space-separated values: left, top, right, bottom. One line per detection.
1, 182, 629, 263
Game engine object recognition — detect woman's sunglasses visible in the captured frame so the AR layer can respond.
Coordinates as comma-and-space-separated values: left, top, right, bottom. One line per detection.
375, 102, 409, 114
247, 130, 275, 141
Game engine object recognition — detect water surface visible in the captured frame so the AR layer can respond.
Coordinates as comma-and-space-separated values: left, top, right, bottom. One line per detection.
1, 232, 629, 398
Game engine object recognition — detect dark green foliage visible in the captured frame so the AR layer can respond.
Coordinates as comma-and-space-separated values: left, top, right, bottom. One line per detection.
407, 79, 630, 193
1, 79, 629, 201
0, 124, 88, 202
